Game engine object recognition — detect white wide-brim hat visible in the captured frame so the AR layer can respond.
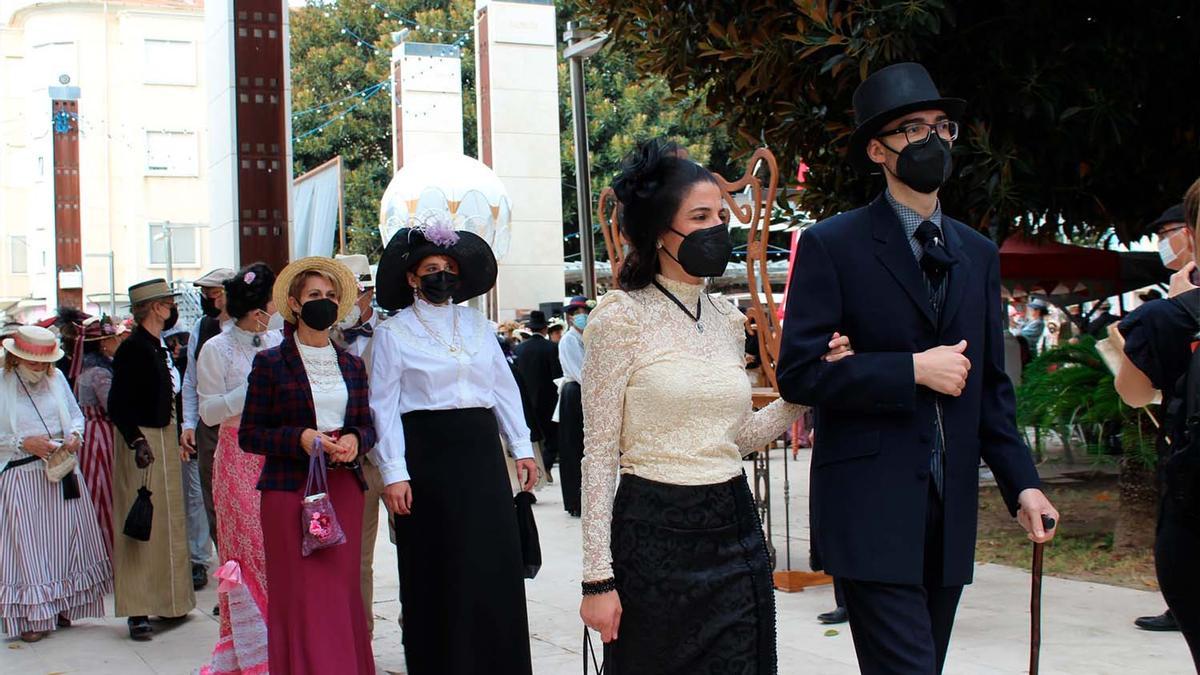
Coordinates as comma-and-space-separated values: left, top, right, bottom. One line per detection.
2, 325, 64, 362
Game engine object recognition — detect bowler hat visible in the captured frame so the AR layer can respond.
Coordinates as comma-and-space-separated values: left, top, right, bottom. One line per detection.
848, 62, 966, 172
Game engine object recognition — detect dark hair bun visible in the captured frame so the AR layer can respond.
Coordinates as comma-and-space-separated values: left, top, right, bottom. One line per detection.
612, 139, 675, 205
223, 262, 276, 320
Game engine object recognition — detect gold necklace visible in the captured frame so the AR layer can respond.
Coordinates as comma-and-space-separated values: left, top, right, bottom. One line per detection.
411, 301, 461, 353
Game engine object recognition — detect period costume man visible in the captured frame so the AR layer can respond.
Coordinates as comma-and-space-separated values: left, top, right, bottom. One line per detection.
514, 310, 562, 474
777, 63, 1059, 674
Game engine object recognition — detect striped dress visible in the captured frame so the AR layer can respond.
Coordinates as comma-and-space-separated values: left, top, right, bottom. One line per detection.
75, 354, 116, 554
0, 369, 112, 637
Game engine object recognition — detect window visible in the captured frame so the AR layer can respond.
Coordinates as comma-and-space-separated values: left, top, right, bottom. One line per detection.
145, 130, 198, 176
143, 39, 196, 86
10, 236, 27, 274
148, 223, 198, 265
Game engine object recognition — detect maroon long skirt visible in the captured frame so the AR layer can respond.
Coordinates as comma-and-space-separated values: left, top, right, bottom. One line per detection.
260, 469, 373, 674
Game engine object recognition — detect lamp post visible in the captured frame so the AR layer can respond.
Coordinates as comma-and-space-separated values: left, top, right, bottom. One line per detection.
562, 22, 608, 299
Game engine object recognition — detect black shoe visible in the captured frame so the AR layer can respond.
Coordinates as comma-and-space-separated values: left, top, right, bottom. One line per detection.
213, 604, 220, 616
568, 509, 581, 518
192, 563, 208, 590
1135, 610, 1179, 632
818, 607, 849, 625
128, 616, 153, 641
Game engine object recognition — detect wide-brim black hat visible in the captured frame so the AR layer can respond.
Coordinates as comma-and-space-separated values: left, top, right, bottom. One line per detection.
376, 227, 497, 311
848, 62, 966, 172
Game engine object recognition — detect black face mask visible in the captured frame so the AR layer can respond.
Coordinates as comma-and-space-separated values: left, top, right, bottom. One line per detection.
200, 296, 221, 319
664, 223, 733, 278
885, 135, 953, 194
162, 305, 179, 331
419, 271, 460, 305
299, 298, 339, 331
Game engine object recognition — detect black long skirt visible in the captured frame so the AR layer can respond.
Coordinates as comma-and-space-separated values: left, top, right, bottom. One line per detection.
394, 408, 532, 675
606, 473, 777, 674
557, 381, 584, 514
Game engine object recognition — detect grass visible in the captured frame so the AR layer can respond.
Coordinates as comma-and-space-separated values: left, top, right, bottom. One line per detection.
974, 477, 1158, 591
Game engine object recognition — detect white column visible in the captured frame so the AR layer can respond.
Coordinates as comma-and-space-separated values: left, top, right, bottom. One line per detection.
393, 42, 464, 168
203, 0, 240, 269
474, 0, 563, 320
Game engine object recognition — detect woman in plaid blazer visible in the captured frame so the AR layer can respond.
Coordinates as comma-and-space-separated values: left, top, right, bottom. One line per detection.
238, 257, 377, 675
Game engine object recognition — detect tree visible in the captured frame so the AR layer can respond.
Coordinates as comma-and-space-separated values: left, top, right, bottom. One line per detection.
290, 0, 476, 258
575, 1, 1200, 242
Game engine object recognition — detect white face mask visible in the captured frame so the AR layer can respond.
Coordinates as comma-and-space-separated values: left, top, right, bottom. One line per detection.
338, 304, 362, 330
266, 312, 285, 332
1159, 235, 1181, 268
17, 364, 48, 385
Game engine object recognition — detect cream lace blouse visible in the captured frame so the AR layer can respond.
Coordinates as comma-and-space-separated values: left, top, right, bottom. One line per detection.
580, 275, 802, 582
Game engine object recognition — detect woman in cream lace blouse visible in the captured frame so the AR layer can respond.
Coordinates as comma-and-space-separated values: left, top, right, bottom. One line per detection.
579, 140, 846, 673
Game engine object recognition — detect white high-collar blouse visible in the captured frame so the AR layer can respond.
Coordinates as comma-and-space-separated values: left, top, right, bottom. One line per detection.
367, 299, 534, 485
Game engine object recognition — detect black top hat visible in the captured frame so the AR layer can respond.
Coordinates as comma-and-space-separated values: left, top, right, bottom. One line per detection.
1150, 204, 1185, 230
376, 226, 498, 311
848, 62, 966, 172
525, 310, 549, 331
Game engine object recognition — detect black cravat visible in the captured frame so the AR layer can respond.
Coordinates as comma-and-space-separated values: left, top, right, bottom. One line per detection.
914, 220, 951, 500
914, 220, 955, 288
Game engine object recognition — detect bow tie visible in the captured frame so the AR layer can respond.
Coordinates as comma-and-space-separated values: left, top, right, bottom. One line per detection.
342, 323, 374, 343
914, 220, 956, 285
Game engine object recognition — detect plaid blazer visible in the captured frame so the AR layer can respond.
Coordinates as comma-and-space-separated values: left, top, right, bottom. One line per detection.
239, 335, 377, 491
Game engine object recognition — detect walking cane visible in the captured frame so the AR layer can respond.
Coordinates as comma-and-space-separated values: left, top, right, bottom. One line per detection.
1029, 514, 1056, 675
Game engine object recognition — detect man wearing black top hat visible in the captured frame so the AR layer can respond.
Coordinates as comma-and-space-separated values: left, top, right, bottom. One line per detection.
777, 63, 1060, 673
514, 310, 562, 475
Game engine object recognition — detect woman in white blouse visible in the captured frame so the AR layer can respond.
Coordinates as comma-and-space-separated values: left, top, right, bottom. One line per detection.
370, 215, 538, 675
196, 262, 281, 675
0, 326, 111, 642
578, 140, 849, 673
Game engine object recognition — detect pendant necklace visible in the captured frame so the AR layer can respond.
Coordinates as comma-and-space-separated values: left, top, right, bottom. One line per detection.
652, 280, 704, 333
412, 301, 462, 353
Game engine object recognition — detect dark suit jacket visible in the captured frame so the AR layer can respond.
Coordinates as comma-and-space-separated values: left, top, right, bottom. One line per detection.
108, 326, 175, 446
239, 335, 377, 492
777, 194, 1041, 586
514, 334, 562, 442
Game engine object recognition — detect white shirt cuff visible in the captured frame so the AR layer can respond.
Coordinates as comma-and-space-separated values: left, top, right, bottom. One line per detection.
379, 459, 411, 485
509, 439, 534, 460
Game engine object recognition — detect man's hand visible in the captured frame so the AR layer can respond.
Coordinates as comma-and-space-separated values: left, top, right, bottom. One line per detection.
383, 481, 413, 515
1168, 261, 1198, 298
823, 332, 854, 362
1017, 488, 1060, 544
914, 341, 971, 397
180, 428, 196, 455
516, 458, 538, 492
133, 439, 155, 469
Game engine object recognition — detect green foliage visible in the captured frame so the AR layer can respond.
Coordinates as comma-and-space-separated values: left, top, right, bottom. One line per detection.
290, 0, 476, 258
575, 1, 1200, 242
1016, 338, 1156, 468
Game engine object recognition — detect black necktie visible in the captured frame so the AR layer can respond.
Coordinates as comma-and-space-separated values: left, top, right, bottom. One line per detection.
343, 323, 374, 344
914, 220, 954, 288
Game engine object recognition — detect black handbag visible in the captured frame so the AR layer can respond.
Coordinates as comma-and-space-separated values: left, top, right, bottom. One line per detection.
514, 491, 541, 579
123, 473, 154, 541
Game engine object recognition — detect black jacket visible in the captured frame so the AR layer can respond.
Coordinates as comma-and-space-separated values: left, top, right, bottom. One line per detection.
108, 326, 176, 446
777, 194, 1041, 586
514, 334, 561, 441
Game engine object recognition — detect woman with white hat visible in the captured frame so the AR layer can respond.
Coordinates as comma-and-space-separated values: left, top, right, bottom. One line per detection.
108, 278, 197, 640
0, 325, 112, 642
370, 215, 538, 675
73, 315, 130, 553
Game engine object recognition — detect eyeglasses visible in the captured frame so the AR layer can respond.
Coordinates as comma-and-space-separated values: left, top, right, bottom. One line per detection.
876, 120, 959, 146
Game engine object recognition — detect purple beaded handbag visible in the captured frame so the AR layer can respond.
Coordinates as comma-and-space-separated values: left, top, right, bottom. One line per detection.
300, 438, 346, 557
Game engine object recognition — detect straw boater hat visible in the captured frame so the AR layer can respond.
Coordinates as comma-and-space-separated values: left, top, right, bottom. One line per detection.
272, 256, 360, 325
3, 325, 64, 363
335, 254, 375, 290
375, 212, 498, 311
128, 278, 179, 306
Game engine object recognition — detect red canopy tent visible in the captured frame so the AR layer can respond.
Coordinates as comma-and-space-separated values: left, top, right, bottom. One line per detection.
998, 235, 1169, 305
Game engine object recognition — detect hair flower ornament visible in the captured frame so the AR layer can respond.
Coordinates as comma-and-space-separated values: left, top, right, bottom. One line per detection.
244, 271, 257, 284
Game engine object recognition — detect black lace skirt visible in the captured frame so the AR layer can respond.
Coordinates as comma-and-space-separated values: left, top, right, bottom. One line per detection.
606, 472, 776, 674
